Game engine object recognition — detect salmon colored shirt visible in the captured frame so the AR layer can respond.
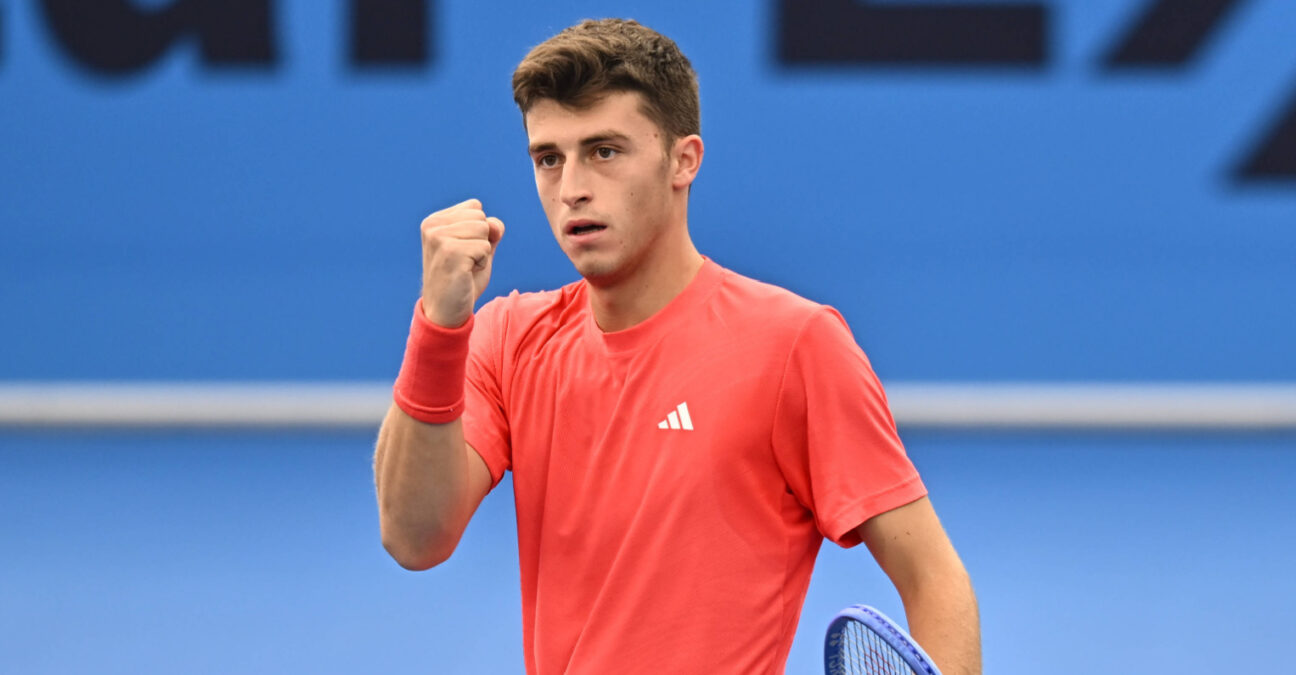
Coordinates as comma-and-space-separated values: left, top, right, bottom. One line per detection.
463, 259, 926, 674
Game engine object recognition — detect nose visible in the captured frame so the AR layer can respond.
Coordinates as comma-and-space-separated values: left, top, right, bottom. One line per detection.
559, 160, 592, 209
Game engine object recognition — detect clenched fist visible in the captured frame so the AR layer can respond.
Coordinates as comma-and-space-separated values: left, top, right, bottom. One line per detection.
420, 199, 505, 327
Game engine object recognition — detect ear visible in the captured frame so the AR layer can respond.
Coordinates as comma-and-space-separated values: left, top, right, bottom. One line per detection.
670, 134, 704, 190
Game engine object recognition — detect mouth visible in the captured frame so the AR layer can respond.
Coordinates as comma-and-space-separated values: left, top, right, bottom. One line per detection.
565, 220, 608, 237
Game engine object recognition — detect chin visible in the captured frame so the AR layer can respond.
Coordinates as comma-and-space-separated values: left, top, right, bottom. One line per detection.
570, 254, 624, 284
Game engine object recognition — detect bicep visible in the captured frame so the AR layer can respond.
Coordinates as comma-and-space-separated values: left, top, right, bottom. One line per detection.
463, 440, 493, 512
856, 497, 965, 593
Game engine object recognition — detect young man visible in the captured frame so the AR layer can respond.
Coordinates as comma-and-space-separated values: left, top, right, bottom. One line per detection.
374, 18, 980, 675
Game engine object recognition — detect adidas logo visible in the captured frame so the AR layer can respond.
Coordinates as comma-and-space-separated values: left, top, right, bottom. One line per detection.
657, 402, 694, 431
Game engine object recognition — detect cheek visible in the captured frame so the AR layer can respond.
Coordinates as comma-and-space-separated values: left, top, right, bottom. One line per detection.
536, 180, 559, 210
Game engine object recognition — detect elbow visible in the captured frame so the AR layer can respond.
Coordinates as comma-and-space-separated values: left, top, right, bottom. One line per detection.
381, 528, 458, 571
898, 561, 977, 610
389, 549, 447, 572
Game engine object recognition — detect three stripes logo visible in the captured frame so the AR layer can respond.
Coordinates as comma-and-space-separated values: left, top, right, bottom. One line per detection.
657, 402, 694, 431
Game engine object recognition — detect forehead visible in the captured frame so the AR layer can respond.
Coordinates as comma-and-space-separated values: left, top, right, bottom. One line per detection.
524, 91, 663, 146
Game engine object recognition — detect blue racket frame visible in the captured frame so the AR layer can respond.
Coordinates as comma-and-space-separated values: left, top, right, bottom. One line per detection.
824, 604, 942, 675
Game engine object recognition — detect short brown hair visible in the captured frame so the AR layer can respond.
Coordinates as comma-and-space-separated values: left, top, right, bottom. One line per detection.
512, 19, 700, 143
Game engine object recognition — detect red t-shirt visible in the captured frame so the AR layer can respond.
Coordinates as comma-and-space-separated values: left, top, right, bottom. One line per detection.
463, 259, 926, 674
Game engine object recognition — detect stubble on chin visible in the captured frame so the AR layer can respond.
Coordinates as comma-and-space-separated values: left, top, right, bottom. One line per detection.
571, 254, 619, 283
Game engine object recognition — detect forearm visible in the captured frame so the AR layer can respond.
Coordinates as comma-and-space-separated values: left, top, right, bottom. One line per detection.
900, 566, 981, 675
373, 404, 480, 569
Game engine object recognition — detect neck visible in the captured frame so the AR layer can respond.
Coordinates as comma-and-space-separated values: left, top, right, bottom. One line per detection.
587, 233, 705, 333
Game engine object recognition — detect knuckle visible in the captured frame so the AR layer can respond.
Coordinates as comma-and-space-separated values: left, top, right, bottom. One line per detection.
422, 210, 448, 228
422, 230, 446, 252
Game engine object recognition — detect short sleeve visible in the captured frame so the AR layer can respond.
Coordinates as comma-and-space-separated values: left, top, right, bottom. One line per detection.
771, 307, 927, 548
462, 296, 513, 489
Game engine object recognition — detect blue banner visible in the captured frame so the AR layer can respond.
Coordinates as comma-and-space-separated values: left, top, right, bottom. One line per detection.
2, 0, 1293, 382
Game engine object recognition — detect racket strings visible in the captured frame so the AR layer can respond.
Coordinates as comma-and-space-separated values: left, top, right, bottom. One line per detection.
839, 620, 917, 675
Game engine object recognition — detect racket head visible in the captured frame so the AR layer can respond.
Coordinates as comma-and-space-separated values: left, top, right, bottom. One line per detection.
824, 605, 942, 675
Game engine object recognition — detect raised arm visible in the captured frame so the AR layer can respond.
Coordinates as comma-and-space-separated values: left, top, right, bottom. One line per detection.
856, 496, 982, 675
373, 199, 503, 570
374, 409, 492, 569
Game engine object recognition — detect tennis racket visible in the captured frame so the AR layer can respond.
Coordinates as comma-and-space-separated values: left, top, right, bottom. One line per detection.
824, 604, 941, 675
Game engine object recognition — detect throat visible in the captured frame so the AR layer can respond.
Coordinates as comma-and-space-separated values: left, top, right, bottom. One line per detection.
587, 252, 705, 333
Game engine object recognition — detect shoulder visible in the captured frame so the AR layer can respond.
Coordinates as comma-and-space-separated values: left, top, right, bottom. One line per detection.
477, 278, 583, 321
709, 263, 846, 336
472, 279, 588, 348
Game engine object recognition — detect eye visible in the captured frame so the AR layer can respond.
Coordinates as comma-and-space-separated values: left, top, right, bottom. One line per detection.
535, 154, 560, 169
594, 146, 618, 160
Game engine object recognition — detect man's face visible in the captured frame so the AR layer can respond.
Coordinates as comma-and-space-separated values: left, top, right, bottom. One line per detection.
525, 92, 679, 285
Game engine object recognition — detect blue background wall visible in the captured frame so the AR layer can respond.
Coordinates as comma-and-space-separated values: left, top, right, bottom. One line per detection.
2, 1, 1295, 673
3, 0, 1293, 383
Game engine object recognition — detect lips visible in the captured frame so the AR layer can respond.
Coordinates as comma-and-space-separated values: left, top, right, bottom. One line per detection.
565, 220, 607, 236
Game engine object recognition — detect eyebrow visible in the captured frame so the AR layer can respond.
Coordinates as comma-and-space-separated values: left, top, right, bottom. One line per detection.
528, 131, 633, 156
